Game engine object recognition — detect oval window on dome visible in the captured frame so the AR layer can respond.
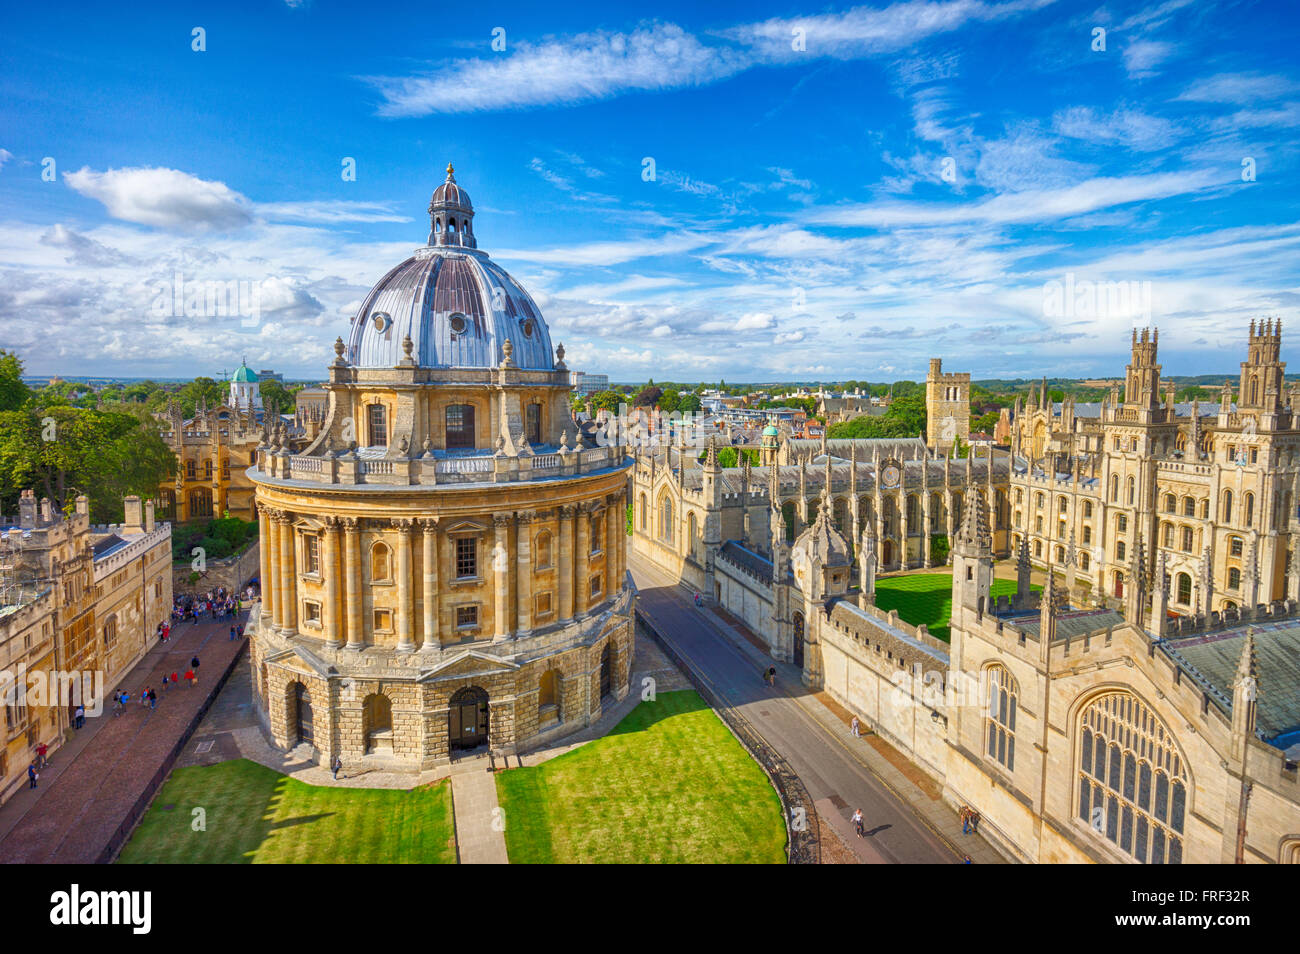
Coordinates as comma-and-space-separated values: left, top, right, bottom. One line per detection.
371, 311, 391, 332
522, 319, 536, 339
449, 313, 468, 336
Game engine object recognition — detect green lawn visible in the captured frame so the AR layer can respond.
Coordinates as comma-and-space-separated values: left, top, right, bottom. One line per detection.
874, 572, 1038, 642
496, 690, 786, 864
118, 758, 456, 864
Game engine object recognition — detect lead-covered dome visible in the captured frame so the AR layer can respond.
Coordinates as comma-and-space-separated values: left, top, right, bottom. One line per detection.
346, 165, 555, 370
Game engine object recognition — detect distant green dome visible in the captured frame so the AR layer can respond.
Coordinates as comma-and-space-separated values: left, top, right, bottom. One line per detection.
762, 424, 780, 437
233, 362, 258, 384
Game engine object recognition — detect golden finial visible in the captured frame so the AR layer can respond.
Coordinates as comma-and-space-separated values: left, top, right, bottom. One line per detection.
446, 162, 455, 177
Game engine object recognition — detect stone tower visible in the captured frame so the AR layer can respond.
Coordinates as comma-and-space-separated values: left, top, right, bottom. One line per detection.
926, 358, 970, 452
950, 480, 993, 622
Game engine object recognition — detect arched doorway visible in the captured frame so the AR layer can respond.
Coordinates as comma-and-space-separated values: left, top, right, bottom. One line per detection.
599, 644, 612, 699
363, 693, 393, 754
792, 612, 805, 668
448, 686, 489, 752
289, 682, 313, 746
883, 539, 894, 566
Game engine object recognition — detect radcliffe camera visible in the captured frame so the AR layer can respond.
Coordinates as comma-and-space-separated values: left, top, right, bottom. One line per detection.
0, 0, 1295, 913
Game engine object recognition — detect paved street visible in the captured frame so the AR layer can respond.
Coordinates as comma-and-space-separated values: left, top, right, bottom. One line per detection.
0, 612, 249, 864
631, 555, 1004, 864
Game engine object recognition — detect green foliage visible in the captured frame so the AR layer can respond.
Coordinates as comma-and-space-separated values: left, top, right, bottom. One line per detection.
172, 516, 259, 563
0, 352, 33, 413
658, 388, 681, 414
827, 392, 926, 440
677, 392, 701, 414
971, 410, 1000, 434
929, 535, 950, 565
626, 501, 633, 536
589, 389, 622, 413
259, 379, 300, 413
699, 446, 760, 468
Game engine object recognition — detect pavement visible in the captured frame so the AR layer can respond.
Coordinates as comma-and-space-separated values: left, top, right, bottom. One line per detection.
630, 554, 1006, 864
0, 611, 250, 864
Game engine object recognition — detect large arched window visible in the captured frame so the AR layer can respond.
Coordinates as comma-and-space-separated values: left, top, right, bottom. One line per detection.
639, 493, 648, 531
1126, 476, 1136, 505
1244, 492, 1255, 528
1109, 474, 1119, 502
445, 404, 475, 449
1078, 691, 1186, 864
1222, 489, 1234, 523
985, 664, 1017, 771
1176, 572, 1192, 605
659, 496, 673, 543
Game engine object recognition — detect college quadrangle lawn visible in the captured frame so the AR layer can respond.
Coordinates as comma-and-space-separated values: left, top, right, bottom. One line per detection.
118, 759, 456, 864
873, 572, 1038, 642
496, 690, 787, 864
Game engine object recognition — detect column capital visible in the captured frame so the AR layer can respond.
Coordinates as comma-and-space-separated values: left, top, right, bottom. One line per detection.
516, 509, 536, 525
559, 503, 578, 518
342, 516, 360, 532
322, 515, 342, 532
390, 516, 416, 531
493, 512, 512, 529
419, 517, 439, 533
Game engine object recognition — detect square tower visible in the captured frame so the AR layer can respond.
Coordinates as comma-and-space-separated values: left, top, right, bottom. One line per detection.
926, 358, 970, 452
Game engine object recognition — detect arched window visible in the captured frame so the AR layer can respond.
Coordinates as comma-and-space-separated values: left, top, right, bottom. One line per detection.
1222, 490, 1233, 522
370, 542, 391, 582
1182, 496, 1195, 517
445, 404, 475, 449
1176, 572, 1192, 605
1244, 492, 1255, 527
1161, 522, 1173, 548
1082, 525, 1092, 545
1078, 691, 1186, 863
1058, 495, 1068, 514
687, 511, 697, 557
1084, 501, 1093, 518
639, 493, 648, 531
1127, 476, 1136, 505
204, 459, 213, 479
1164, 494, 1176, 513
103, 615, 117, 647
591, 512, 603, 554
985, 664, 1017, 772
1249, 375, 1258, 404
1109, 474, 1119, 502
1228, 567, 1241, 590
659, 496, 673, 543
1080, 552, 1090, 571
535, 531, 553, 569
1229, 536, 1243, 557
1200, 498, 1209, 519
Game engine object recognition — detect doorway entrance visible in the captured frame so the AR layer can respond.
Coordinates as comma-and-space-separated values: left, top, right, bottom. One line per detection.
448, 686, 489, 751
792, 612, 805, 669
599, 644, 612, 699
290, 682, 313, 746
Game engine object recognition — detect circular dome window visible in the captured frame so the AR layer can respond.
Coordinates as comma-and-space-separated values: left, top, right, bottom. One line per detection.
371, 311, 391, 332
449, 313, 468, 336
522, 319, 536, 339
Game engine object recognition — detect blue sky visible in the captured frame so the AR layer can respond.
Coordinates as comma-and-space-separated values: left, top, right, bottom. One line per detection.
1, 0, 1298, 383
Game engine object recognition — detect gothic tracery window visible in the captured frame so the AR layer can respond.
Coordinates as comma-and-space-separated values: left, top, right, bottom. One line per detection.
985, 664, 1017, 772
1078, 692, 1186, 864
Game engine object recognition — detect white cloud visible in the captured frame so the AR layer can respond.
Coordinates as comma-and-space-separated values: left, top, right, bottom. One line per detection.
257, 200, 411, 224
1051, 106, 1178, 152
0, 149, 13, 171
1122, 39, 1174, 77
63, 166, 254, 231
1177, 72, 1299, 104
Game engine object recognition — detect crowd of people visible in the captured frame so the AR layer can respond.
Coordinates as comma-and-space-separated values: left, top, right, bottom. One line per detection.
171, 584, 258, 625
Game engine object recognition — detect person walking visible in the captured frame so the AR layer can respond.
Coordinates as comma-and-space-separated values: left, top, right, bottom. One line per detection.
35, 741, 48, 770
161, 673, 169, 692
767, 666, 777, 687
148, 688, 157, 710
331, 756, 343, 781
112, 693, 123, 717
171, 672, 179, 690
851, 808, 865, 838
850, 716, 860, 738
28, 762, 38, 789
74, 704, 85, 730
229, 625, 237, 641
185, 669, 195, 688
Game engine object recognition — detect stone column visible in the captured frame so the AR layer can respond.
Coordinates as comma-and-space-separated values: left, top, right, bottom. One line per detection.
900, 492, 910, 570
278, 512, 297, 637
575, 504, 591, 617
344, 517, 364, 650
516, 511, 533, 636
395, 518, 414, 652
259, 508, 276, 629
607, 493, 622, 590
493, 513, 512, 641
420, 519, 439, 653
922, 493, 933, 568
323, 516, 341, 649
559, 504, 575, 621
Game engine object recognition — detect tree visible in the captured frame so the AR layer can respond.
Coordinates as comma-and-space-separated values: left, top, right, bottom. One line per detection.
260, 379, 300, 413
590, 390, 622, 413
659, 388, 681, 414
827, 392, 926, 440
632, 385, 663, 408
0, 352, 31, 412
677, 392, 702, 414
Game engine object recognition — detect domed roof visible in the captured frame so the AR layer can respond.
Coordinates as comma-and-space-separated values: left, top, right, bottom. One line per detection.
232, 361, 257, 383
762, 423, 780, 437
346, 165, 555, 371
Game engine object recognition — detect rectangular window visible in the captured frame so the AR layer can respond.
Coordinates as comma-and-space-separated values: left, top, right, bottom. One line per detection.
526, 403, 542, 446
535, 591, 552, 617
304, 601, 321, 624
446, 404, 475, 449
373, 608, 392, 632
456, 605, 478, 629
1250, 448, 1258, 463
1116, 541, 1126, 562
303, 534, 320, 574
455, 537, 477, 579
590, 574, 602, 599
368, 404, 388, 447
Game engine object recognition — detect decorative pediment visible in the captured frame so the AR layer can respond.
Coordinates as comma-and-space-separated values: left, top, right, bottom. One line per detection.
293, 515, 325, 532
443, 518, 488, 535
419, 649, 520, 682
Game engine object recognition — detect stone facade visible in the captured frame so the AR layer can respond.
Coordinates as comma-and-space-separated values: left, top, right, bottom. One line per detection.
155, 399, 262, 523
247, 167, 634, 771
1009, 324, 1300, 616
0, 492, 172, 804
926, 358, 971, 452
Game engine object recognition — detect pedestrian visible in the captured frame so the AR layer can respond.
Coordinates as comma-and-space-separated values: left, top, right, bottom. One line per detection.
162, 673, 169, 692
237, 623, 244, 639
28, 762, 38, 789
229, 625, 237, 641
963, 855, 972, 864
148, 688, 157, 710
185, 669, 195, 687
112, 693, 123, 717
139, 690, 148, 708
172, 671, 179, 688
767, 666, 777, 687
331, 756, 342, 780
191, 655, 201, 672
35, 741, 48, 770
850, 716, 860, 738
74, 704, 85, 730
851, 808, 864, 838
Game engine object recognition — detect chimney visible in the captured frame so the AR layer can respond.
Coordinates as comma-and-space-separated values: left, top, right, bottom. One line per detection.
123, 495, 144, 534
144, 499, 156, 533
18, 489, 36, 529
75, 495, 89, 517
39, 497, 53, 525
